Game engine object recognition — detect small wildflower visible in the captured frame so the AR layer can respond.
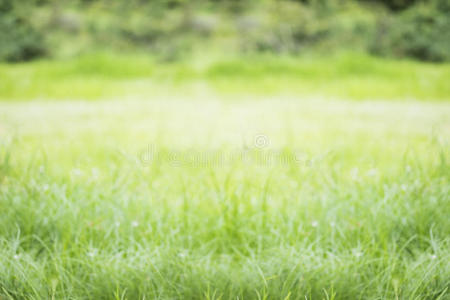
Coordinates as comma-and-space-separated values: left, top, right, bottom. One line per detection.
87, 248, 98, 257
431, 255, 437, 260
311, 221, 318, 228
330, 221, 336, 227
42, 184, 49, 191
13, 254, 20, 260
401, 184, 408, 192
354, 252, 363, 258
131, 221, 139, 227
115, 221, 120, 227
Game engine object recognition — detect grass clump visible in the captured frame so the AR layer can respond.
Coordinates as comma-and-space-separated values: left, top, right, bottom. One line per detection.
0, 99, 449, 299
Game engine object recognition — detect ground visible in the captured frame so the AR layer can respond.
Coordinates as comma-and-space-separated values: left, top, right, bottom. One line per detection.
0, 97, 449, 299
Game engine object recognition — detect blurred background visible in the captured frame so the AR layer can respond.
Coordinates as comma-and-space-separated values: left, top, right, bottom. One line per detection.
1, 0, 449, 101
1, 0, 449, 63
1, 1, 450, 298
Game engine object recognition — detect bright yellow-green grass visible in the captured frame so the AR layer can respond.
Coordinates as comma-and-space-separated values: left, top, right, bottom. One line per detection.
0, 96, 449, 298
0, 52, 449, 101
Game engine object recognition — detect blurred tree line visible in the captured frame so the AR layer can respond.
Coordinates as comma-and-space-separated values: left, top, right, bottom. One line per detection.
0, 0, 449, 62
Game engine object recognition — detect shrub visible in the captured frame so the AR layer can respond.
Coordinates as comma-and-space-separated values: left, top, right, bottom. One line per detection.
370, 0, 450, 61
236, 1, 335, 54
363, 0, 419, 11
0, 0, 47, 62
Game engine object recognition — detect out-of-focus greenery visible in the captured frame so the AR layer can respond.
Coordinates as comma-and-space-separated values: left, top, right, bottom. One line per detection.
370, 0, 450, 62
0, 0, 449, 62
1, 98, 449, 299
1, 52, 449, 100
0, 0, 46, 61
1, 2, 449, 299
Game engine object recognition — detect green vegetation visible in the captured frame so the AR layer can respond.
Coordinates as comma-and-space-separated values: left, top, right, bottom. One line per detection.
1, 1, 449, 299
370, 0, 450, 62
1, 0, 449, 63
0, 0, 46, 62
0, 99, 449, 299
1, 52, 449, 101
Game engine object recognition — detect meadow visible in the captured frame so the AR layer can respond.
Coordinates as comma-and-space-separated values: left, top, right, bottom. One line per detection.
0, 54, 449, 299
1, 53, 450, 101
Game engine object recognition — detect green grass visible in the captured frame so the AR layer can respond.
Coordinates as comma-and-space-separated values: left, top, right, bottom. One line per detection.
0, 98, 449, 299
1, 52, 449, 100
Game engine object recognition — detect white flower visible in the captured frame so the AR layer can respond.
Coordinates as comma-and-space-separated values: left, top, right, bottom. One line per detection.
42, 184, 49, 191
13, 254, 20, 260
87, 248, 98, 257
178, 251, 188, 258
431, 255, 437, 260
131, 221, 139, 227
311, 221, 318, 228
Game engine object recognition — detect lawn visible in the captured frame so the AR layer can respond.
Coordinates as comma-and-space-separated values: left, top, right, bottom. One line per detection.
1, 52, 450, 101
0, 95, 449, 298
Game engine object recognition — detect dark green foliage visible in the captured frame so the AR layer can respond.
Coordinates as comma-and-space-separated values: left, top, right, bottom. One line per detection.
0, 0, 449, 62
371, 0, 450, 61
298, 0, 419, 10
363, 0, 419, 11
0, 0, 46, 62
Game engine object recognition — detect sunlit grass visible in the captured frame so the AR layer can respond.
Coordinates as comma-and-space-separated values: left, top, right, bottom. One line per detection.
1, 52, 449, 100
0, 98, 449, 299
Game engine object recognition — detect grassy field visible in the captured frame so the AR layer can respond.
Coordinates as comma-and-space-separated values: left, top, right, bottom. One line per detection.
1, 52, 450, 101
0, 54, 449, 299
0, 97, 449, 299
